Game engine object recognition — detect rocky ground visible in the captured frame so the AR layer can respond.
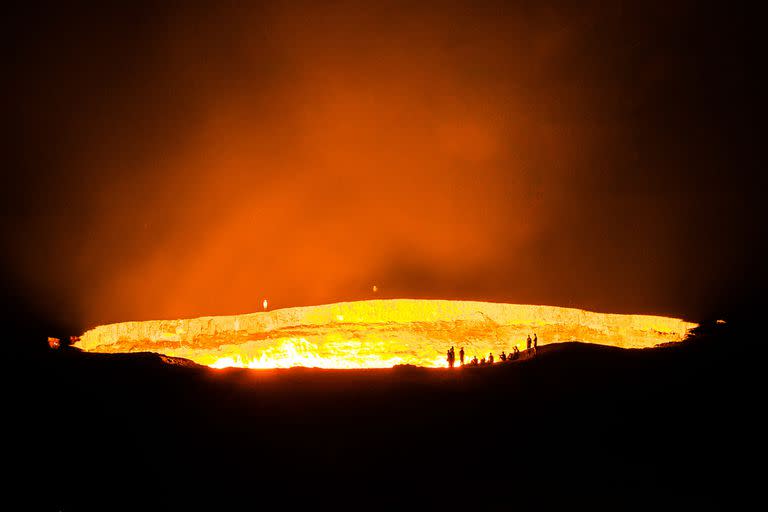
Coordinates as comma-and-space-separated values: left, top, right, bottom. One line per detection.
8, 321, 757, 510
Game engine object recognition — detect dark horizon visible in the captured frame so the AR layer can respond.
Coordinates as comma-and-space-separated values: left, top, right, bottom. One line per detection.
2, 1, 764, 338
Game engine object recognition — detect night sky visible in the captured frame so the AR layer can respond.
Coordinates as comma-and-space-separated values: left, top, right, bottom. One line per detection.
2, 1, 764, 337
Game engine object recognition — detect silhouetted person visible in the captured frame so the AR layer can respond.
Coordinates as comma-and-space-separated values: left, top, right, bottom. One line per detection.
447, 347, 455, 368
459, 347, 465, 366
526, 335, 532, 356
480, 357, 486, 365
533, 334, 538, 356
512, 346, 520, 360
500, 351, 506, 362
488, 352, 494, 364
471, 356, 479, 366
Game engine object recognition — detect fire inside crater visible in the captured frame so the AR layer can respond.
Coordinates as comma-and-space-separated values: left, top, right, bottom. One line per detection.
75, 299, 697, 369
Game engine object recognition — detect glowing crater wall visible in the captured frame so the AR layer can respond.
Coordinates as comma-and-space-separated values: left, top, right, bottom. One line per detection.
75, 299, 697, 369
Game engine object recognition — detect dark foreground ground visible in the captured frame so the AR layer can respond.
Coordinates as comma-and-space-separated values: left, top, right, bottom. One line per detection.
8, 322, 759, 510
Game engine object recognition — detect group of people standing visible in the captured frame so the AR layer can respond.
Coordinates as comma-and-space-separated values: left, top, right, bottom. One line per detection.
447, 334, 538, 368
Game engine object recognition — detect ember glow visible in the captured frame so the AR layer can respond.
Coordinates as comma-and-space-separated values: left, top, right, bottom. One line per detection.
75, 299, 697, 369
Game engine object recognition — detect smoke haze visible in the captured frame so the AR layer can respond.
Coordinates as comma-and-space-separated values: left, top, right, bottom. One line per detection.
2, 1, 763, 332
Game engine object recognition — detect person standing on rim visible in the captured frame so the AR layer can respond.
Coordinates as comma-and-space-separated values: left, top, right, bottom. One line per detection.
533, 333, 538, 356
526, 334, 532, 356
459, 347, 465, 366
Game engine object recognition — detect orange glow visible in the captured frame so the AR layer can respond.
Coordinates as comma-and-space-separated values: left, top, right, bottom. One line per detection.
75, 299, 697, 369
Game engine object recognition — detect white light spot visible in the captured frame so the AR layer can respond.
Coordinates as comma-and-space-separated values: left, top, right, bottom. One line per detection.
263, 299, 268, 310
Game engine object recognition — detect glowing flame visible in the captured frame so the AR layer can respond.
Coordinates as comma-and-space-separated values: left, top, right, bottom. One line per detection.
206, 337, 443, 369
75, 299, 697, 369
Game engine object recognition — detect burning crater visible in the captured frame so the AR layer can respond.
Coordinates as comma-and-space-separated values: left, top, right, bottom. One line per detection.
74, 299, 697, 369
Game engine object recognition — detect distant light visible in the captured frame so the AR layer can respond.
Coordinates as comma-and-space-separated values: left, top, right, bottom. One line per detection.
263, 299, 268, 310
716, 319, 726, 324
372, 285, 378, 293
337, 315, 344, 322
48, 337, 60, 350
